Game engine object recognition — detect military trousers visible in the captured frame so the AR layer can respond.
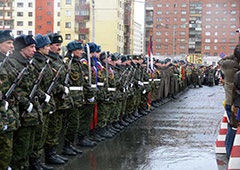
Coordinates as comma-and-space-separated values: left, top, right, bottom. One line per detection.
45, 109, 63, 150
77, 103, 94, 138
63, 107, 80, 143
97, 101, 110, 128
0, 131, 13, 170
11, 126, 36, 170
31, 113, 50, 159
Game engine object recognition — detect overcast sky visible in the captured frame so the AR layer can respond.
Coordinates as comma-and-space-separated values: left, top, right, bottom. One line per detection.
134, 0, 145, 27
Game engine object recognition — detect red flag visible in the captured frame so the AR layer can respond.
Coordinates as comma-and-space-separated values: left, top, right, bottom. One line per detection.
148, 35, 154, 70
90, 103, 98, 130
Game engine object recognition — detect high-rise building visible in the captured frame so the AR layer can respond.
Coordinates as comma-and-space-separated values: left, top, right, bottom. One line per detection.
145, 0, 240, 58
0, 0, 14, 30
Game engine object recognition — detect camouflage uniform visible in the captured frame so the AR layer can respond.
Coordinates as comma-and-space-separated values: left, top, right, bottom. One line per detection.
10, 35, 44, 170
0, 52, 20, 170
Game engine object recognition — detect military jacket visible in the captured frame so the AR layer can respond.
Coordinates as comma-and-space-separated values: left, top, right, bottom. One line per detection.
8, 52, 43, 126
32, 52, 56, 114
47, 51, 73, 110
64, 56, 84, 108
0, 52, 19, 132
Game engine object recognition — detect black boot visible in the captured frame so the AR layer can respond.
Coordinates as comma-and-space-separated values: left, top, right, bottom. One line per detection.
69, 144, 83, 154
77, 136, 97, 147
62, 141, 77, 156
40, 163, 54, 170
29, 158, 44, 170
45, 147, 65, 165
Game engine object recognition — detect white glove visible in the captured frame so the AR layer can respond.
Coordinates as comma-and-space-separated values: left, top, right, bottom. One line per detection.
130, 83, 133, 88
105, 98, 110, 102
142, 89, 146, 94
27, 102, 33, 113
123, 88, 126, 93
88, 97, 95, 103
49, 111, 53, 114
44, 93, 51, 103
4, 101, 9, 111
3, 125, 8, 131
64, 86, 69, 95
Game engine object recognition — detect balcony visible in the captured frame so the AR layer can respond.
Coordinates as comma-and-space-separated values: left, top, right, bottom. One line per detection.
79, 28, 89, 34
75, 15, 90, 21
76, 3, 90, 10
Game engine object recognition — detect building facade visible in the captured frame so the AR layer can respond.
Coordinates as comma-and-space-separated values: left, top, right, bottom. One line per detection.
145, 0, 240, 58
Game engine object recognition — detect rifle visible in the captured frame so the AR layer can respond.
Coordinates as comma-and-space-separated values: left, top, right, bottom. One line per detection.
117, 67, 128, 83
46, 64, 65, 95
62, 54, 73, 98
0, 50, 10, 70
123, 66, 133, 90
29, 59, 50, 100
4, 59, 32, 100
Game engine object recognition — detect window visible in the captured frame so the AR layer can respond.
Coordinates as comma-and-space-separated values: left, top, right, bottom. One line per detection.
57, 12, 60, 17
214, 39, 218, 43
156, 38, 161, 42
28, 12, 33, 17
181, 11, 187, 15
215, 11, 219, 14
66, 0, 71, 5
230, 18, 236, 22
47, 12, 51, 15
17, 31, 23, 35
17, 21, 23, 26
166, 4, 169, 7
65, 34, 71, 40
57, 2, 60, 7
205, 32, 211, 36
216, 3, 219, 7
205, 18, 211, 22
205, 39, 210, 43
156, 32, 161, 35
165, 38, 168, 42
214, 25, 218, 29
38, 7, 42, 10
181, 4, 187, 7
223, 3, 227, 8
205, 46, 210, 50
222, 32, 226, 36
165, 31, 169, 35
156, 45, 161, 49
230, 11, 237, 14
222, 38, 226, 42
180, 31, 186, 35
214, 32, 218, 36
66, 10, 72, 16
17, 12, 23, 17
28, 31, 32, 35
38, 25, 42, 29
230, 25, 236, 29
17, 3, 23, 7
206, 11, 211, 14
180, 18, 186, 22
157, 4, 162, 7
47, 2, 51, 6
180, 46, 185, 49
231, 4, 237, 7
214, 46, 217, 50
65, 22, 71, 28
166, 11, 169, 15
47, 21, 51, 25
38, 16, 42, 20
205, 25, 211, 29
57, 22, 60, 26
206, 4, 212, 7
28, 21, 32, 26
28, 2, 33, 7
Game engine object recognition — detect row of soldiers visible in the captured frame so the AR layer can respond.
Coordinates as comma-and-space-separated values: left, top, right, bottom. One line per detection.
0, 30, 194, 170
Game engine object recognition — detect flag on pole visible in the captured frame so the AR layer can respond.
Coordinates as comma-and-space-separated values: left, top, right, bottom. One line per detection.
148, 35, 153, 70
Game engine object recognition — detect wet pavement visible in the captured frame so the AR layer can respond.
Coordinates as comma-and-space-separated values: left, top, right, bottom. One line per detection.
55, 85, 229, 170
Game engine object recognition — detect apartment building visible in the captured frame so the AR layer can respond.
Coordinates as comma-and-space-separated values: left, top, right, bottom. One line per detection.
145, 0, 240, 58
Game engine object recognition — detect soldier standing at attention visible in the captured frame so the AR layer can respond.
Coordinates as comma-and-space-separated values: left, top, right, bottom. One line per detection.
30, 34, 55, 170
0, 30, 18, 170
44, 33, 70, 165
77, 42, 97, 147
10, 34, 44, 170
61, 40, 85, 156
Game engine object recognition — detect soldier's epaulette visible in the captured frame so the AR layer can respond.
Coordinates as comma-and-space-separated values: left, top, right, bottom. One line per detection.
63, 57, 70, 64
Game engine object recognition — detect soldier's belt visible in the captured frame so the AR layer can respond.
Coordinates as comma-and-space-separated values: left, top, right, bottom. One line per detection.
153, 79, 161, 82
138, 81, 144, 86
91, 84, 97, 88
97, 82, 104, 86
149, 79, 153, 82
108, 87, 116, 91
69, 86, 83, 91
143, 82, 149, 85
